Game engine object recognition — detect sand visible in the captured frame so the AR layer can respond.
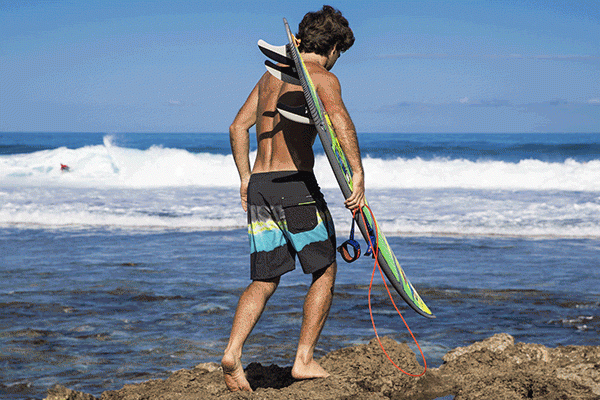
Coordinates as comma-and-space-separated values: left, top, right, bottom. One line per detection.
45, 333, 599, 400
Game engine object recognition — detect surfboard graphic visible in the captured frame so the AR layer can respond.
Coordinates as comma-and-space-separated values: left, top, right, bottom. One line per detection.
259, 19, 434, 319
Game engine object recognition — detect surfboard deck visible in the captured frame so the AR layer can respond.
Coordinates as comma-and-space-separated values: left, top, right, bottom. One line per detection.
259, 19, 434, 319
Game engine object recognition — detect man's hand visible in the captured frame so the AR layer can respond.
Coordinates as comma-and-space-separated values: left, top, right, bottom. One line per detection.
240, 176, 250, 212
344, 172, 365, 211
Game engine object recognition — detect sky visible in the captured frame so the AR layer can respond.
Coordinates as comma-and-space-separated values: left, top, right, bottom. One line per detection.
1, 0, 599, 134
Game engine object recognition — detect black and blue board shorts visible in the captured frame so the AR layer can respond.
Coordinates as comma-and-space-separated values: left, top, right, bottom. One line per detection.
247, 171, 336, 281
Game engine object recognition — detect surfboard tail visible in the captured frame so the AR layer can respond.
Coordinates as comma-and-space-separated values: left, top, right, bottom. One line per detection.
258, 18, 434, 319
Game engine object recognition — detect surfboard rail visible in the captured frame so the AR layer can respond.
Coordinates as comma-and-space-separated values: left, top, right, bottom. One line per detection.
259, 19, 434, 319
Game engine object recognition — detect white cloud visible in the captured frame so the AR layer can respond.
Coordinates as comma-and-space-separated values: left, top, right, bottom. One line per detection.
373, 102, 413, 113
469, 99, 511, 107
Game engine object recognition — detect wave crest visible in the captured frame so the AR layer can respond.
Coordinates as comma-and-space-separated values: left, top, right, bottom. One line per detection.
1, 138, 598, 191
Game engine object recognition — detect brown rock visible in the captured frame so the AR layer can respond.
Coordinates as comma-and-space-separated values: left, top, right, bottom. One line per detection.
47, 334, 600, 400
45, 384, 98, 400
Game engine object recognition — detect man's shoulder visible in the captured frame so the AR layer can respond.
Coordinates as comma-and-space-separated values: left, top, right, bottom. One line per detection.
257, 70, 282, 91
305, 63, 339, 87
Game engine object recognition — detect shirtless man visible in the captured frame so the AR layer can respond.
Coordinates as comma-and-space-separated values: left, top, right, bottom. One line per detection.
223, 6, 365, 392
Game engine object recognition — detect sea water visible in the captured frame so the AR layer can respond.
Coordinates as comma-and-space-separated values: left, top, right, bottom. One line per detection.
1, 132, 599, 398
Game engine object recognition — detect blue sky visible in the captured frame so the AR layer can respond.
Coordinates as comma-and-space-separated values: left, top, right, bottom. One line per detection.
1, 0, 598, 133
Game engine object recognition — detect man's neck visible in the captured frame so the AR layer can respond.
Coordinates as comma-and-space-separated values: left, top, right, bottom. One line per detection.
300, 52, 328, 68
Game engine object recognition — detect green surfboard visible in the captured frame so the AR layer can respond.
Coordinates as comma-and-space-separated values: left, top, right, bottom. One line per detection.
260, 19, 434, 319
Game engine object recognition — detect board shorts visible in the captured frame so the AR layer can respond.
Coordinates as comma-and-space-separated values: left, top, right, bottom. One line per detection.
247, 171, 336, 281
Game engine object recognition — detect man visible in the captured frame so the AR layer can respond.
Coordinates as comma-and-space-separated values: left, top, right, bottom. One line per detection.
223, 5, 365, 392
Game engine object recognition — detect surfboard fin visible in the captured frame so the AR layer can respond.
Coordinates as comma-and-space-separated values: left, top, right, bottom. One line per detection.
277, 102, 314, 125
258, 39, 293, 65
264, 60, 300, 86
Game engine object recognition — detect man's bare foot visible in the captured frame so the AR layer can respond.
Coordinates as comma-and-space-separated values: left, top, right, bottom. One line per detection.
222, 352, 252, 392
291, 358, 330, 380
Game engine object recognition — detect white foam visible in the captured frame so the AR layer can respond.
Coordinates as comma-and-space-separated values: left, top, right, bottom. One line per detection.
316, 156, 600, 192
1, 138, 599, 237
1, 138, 599, 191
0, 186, 246, 231
1, 185, 598, 238
0, 137, 241, 189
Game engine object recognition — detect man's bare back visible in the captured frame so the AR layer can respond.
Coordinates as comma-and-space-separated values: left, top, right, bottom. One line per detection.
252, 70, 318, 173
229, 52, 364, 211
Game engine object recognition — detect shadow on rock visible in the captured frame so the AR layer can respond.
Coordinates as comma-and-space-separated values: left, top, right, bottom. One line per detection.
245, 363, 296, 390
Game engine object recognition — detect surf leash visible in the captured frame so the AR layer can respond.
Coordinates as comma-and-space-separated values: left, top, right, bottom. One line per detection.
338, 205, 427, 377
337, 215, 361, 262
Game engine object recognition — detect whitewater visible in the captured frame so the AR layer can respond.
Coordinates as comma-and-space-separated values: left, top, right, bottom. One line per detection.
1, 133, 599, 237
1, 135, 599, 191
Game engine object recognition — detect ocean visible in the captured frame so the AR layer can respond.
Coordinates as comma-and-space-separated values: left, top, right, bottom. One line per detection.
1, 132, 599, 399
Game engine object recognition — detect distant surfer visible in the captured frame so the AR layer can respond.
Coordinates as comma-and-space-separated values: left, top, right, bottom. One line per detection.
223, 5, 365, 392
60, 164, 70, 172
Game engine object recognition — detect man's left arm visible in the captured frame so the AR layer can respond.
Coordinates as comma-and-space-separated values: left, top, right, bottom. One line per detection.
230, 82, 259, 212
317, 73, 365, 210
315, 72, 365, 210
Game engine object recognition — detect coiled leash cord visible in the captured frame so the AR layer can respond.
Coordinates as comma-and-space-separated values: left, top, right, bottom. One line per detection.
337, 205, 427, 377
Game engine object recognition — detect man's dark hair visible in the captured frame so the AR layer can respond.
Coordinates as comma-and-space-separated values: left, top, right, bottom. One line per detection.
297, 5, 354, 56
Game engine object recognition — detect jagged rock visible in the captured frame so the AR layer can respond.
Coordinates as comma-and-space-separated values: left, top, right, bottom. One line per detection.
45, 385, 98, 400
48, 334, 600, 400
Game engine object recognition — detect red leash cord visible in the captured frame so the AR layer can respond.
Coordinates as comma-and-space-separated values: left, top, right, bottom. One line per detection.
356, 205, 428, 377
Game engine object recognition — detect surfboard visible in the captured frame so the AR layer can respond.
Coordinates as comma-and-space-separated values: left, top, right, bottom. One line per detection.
258, 19, 434, 319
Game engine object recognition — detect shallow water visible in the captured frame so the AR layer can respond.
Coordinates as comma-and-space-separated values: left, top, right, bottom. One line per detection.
1, 228, 598, 398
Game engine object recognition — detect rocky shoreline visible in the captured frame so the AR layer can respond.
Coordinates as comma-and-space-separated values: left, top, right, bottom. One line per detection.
45, 333, 599, 400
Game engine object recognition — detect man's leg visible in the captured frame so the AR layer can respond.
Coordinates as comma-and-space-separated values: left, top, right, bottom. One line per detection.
292, 262, 337, 380
222, 277, 279, 392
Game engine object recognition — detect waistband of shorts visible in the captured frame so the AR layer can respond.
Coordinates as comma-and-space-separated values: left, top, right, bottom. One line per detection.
250, 170, 317, 183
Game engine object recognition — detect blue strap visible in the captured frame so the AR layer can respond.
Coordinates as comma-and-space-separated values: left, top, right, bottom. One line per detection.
337, 212, 378, 262
364, 220, 377, 259
337, 218, 361, 263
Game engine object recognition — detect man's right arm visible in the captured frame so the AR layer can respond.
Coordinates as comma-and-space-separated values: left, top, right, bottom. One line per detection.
230, 82, 259, 212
